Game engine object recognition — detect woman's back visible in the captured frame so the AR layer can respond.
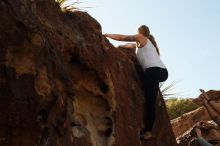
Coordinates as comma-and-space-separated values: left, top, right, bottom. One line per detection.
136, 39, 166, 70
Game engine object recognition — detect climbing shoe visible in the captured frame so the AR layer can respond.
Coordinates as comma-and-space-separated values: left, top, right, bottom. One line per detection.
140, 131, 152, 140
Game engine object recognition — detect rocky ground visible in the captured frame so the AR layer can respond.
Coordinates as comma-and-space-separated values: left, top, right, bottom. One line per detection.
171, 90, 220, 146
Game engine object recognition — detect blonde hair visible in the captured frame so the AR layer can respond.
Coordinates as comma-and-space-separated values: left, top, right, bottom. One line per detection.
138, 25, 160, 55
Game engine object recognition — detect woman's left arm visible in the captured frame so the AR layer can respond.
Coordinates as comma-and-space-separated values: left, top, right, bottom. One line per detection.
104, 34, 138, 42
118, 43, 136, 49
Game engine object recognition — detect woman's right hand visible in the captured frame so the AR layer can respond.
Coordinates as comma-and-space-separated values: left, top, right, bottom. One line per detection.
104, 34, 109, 37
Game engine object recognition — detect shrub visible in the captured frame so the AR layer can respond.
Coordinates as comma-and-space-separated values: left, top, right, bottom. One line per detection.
166, 98, 199, 120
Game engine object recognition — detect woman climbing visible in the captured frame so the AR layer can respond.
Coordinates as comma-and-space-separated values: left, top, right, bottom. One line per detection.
105, 25, 168, 140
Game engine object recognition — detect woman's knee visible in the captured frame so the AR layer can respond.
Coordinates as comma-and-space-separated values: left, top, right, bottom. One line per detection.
159, 69, 168, 82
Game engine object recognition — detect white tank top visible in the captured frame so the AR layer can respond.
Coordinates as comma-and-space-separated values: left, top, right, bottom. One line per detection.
135, 39, 166, 70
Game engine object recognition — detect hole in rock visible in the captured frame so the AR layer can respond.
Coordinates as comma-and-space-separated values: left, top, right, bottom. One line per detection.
105, 128, 112, 137
70, 122, 80, 127
15, 21, 28, 43
16, 21, 26, 30
70, 55, 80, 64
99, 82, 109, 94
70, 55, 89, 71
37, 109, 48, 124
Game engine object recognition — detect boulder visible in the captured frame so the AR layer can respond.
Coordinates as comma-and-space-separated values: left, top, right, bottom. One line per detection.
171, 107, 211, 137
0, 0, 177, 145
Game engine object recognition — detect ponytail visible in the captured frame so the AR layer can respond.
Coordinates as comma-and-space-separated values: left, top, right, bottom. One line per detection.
149, 34, 160, 56
138, 25, 160, 56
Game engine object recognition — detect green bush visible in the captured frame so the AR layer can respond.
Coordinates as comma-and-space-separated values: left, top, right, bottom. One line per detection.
166, 98, 199, 120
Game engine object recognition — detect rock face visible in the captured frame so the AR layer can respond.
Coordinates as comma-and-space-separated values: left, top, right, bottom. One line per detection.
172, 90, 220, 138
177, 121, 220, 146
0, 0, 177, 146
193, 90, 220, 106
171, 90, 220, 145
171, 107, 211, 138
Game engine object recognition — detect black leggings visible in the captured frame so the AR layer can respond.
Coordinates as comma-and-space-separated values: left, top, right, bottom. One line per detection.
143, 67, 168, 132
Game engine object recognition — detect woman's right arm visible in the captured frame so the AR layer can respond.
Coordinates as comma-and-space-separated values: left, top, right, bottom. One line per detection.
104, 34, 138, 42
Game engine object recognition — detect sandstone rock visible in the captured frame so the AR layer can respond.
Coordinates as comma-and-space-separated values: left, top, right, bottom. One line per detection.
177, 121, 220, 146
0, 0, 177, 145
171, 107, 211, 137
172, 90, 220, 145
194, 90, 220, 106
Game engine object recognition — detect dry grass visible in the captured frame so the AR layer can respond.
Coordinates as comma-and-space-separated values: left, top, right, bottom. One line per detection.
55, 0, 92, 12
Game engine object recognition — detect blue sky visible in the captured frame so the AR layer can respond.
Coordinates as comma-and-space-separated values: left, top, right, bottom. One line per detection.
85, 0, 220, 98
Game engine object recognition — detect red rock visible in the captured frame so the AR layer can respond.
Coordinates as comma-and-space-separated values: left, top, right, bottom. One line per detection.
194, 90, 220, 106
171, 107, 211, 137
0, 0, 177, 145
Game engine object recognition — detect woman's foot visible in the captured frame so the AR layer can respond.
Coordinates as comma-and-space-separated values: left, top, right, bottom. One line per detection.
140, 131, 153, 140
